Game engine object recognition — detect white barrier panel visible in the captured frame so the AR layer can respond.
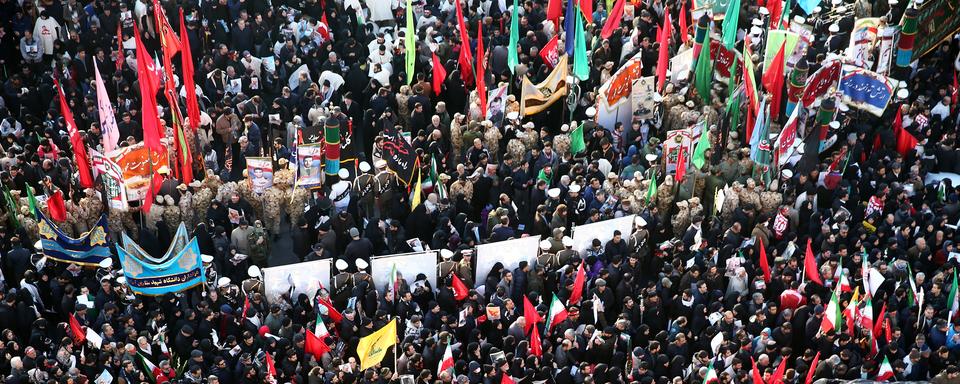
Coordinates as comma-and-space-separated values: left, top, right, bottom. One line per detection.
370, 251, 438, 294
263, 259, 331, 304
571, 215, 637, 256
475, 236, 543, 288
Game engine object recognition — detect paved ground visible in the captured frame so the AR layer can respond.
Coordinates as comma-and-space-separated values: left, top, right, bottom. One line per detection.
268, 215, 300, 267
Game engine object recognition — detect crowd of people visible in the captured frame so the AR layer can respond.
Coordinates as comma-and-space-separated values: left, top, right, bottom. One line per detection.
2, 0, 960, 381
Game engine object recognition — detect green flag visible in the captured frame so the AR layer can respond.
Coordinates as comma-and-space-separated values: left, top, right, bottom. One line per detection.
721, 0, 740, 49
405, 0, 415, 85
573, 7, 589, 81
645, 174, 657, 204
3, 187, 19, 229
508, 0, 520, 74
694, 37, 713, 105
25, 186, 37, 218
692, 130, 711, 169
570, 123, 586, 154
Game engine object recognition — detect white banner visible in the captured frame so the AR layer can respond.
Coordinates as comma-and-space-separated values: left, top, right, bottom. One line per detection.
875, 26, 897, 75
572, 215, 637, 256
263, 259, 331, 303
475, 236, 543, 288
370, 251, 438, 294
846, 18, 881, 68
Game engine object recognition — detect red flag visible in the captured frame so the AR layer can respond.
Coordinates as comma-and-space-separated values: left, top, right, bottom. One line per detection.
431, 53, 447, 95
180, 10, 200, 132
116, 23, 124, 71
153, 0, 181, 59
501, 373, 516, 384
241, 295, 251, 318
656, 12, 672, 92
568, 262, 586, 304
317, 296, 344, 323
318, 12, 332, 42
305, 329, 331, 357
751, 357, 765, 384
68, 313, 86, 344
675, 148, 687, 182
579, 0, 593, 23
134, 22, 164, 213
451, 273, 469, 301
455, 0, 474, 85
547, 0, 563, 26
762, 42, 787, 120
779, 289, 806, 311
529, 325, 543, 357
601, 0, 626, 39
770, 356, 787, 384
55, 79, 94, 188
873, 303, 886, 340
804, 239, 822, 285
476, 22, 488, 117
540, 34, 560, 69
523, 296, 541, 333
759, 238, 771, 283
265, 352, 277, 379
679, 1, 690, 44
805, 352, 820, 384
893, 108, 917, 156
883, 318, 892, 342
768, 0, 783, 30
47, 189, 67, 222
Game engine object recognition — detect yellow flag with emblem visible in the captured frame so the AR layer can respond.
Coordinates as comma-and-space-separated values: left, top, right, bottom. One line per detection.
356, 319, 398, 370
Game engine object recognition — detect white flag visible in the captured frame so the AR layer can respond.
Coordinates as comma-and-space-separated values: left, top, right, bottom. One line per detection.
94, 61, 119, 153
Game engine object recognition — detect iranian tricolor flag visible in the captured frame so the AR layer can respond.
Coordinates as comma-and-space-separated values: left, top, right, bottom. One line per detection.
837, 266, 852, 293
876, 355, 894, 381
314, 312, 329, 339
390, 263, 400, 298
843, 287, 860, 336
704, 364, 719, 383
820, 286, 842, 334
860, 293, 874, 333
438, 343, 454, 374
545, 294, 568, 333
949, 269, 959, 322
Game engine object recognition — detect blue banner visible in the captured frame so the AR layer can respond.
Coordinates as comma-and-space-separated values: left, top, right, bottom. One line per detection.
119, 224, 191, 266
36, 209, 111, 266
118, 235, 204, 296
838, 65, 895, 117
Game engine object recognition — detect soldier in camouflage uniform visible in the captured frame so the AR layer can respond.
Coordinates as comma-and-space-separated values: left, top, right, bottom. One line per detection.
449, 174, 474, 204
482, 121, 502, 162
18, 206, 38, 245
655, 176, 676, 221
679, 103, 702, 133
179, 183, 198, 229
553, 124, 572, 159
759, 180, 783, 218
450, 113, 466, 162
720, 182, 743, 225
739, 178, 762, 212
672, 200, 690, 237
162, 195, 181, 233
666, 98, 689, 133
145, 196, 165, 233
193, 171, 221, 225
78, 188, 103, 232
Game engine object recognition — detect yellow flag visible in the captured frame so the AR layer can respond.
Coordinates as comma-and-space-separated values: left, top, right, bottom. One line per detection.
356, 319, 398, 370
410, 167, 422, 212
